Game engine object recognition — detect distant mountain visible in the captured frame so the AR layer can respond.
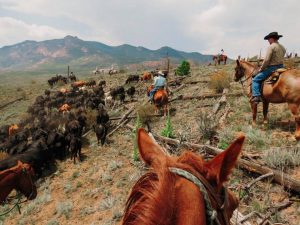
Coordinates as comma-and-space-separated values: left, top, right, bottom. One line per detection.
0, 35, 213, 72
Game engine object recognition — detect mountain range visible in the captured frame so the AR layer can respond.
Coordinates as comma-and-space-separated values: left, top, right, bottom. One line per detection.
0, 35, 213, 72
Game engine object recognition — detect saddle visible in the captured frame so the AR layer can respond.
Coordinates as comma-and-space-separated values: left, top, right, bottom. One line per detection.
265, 68, 287, 84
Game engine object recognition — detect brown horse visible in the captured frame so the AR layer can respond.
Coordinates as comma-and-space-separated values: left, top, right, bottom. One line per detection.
213, 55, 227, 66
147, 85, 168, 116
122, 128, 244, 225
0, 161, 37, 203
234, 60, 300, 139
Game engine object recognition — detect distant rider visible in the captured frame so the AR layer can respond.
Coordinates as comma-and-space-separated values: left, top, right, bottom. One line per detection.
149, 71, 167, 102
252, 32, 286, 103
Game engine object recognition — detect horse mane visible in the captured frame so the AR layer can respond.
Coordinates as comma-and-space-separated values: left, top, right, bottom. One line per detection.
0, 163, 22, 180
122, 166, 175, 225
240, 60, 258, 68
122, 151, 211, 225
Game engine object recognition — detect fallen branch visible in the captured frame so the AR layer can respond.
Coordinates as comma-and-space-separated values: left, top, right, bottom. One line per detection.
110, 114, 161, 120
169, 92, 243, 102
184, 80, 209, 84
258, 201, 293, 225
0, 97, 23, 110
107, 119, 130, 137
245, 172, 274, 190
231, 210, 253, 225
209, 88, 228, 118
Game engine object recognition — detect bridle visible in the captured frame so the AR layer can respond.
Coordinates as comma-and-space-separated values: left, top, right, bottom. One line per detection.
169, 167, 231, 225
0, 165, 36, 216
239, 67, 257, 87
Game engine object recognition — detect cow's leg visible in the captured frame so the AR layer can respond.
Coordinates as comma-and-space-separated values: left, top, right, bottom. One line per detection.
288, 103, 300, 140
262, 101, 269, 124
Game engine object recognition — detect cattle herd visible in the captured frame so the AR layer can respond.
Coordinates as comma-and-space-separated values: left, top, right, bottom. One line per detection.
0, 70, 159, 204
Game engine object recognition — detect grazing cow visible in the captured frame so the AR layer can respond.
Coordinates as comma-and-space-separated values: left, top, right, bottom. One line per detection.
96, 109, 109, 125
86, 80, 96, 87
8, 124, 19, 136
126, 86, 136, 99
98, 80, 106, 87
104, 92, 114, 108
71, 81, 86, 88
93, 124, 107, 146
108, 69, 118, 75
125, 75, 140, 84
141, 72, 152, 81
69, 135, 82, 163
59, 104, 71, 113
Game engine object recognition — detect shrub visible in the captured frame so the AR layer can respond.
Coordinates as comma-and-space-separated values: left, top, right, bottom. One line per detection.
56, 201, 73, 219
132, 115, 142, 161
284, 58, 295, 69
209, 70, 231, 93
263, 147, 300, 170
137, 103, 155, 124
196, 110, 217, 140
161, 112, 175, 138
85, 109, 98, 129
176, 60, 190, 76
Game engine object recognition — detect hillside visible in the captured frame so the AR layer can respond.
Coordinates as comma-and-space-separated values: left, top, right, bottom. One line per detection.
0, 36, 212, 72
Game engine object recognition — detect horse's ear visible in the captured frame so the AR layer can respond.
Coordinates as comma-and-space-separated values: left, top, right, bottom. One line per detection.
206, 134, 245, 188
137, 128, 166, 168
236, 59, 240, 66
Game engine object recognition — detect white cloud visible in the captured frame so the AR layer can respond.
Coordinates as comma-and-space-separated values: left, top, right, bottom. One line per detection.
0, 0, 299, 58
0, 17, 67, 46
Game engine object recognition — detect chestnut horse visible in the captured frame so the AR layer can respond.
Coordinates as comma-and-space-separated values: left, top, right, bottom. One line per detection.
213, 55, 227, 66
234, 60, 300, 139
122, 128, 245, 225
147, 85, 168, 116
0, 161, 37, 203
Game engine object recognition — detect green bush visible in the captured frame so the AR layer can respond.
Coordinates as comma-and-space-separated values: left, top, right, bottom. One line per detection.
176, 60, 190, 76
132, 115, 142, 161
161, 112, 175, 138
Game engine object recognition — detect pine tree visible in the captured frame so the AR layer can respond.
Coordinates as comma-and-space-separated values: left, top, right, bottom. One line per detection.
176, 60, 191, 76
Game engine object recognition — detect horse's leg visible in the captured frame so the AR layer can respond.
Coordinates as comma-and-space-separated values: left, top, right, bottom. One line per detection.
263, 101, 269, 124
251, 102, 258, 126
288, 103, 300, 140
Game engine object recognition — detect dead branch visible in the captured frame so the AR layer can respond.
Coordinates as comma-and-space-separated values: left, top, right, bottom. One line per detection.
238, 211, 263, 224
258, 201, 293, 225
245, 172, 274, 190
109, 114, 161, 120
169, 92, 243, 102
0, 97, 23, 110
107, 119, 129, 137
209, 88, 228, 118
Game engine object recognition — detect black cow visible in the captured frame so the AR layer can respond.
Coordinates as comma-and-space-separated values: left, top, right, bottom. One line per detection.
93, 124, 107, 146
125, 75, 140, 84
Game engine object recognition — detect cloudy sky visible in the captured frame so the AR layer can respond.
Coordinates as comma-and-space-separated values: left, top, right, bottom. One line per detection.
0, 0, 299, 58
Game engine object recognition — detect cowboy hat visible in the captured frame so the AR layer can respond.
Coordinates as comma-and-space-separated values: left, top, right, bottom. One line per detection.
158, 70, 164, 76
264, 32, 283, 40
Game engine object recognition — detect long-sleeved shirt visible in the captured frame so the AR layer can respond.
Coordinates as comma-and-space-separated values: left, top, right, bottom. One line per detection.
261, 42, 286, 70
153, 76, 166, 87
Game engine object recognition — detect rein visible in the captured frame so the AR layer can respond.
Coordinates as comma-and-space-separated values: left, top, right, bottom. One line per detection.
239, 67, 257, 87
0, 166, 35, 216
169, 167, 230, 225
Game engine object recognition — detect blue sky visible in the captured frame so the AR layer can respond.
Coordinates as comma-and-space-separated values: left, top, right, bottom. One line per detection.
0, 0, 299, 58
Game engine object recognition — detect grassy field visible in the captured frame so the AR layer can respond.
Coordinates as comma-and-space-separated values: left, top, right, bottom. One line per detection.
1, 62, 300, 225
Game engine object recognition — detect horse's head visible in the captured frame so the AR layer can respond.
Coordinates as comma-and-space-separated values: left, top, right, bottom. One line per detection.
146, 85, 154, 96
234, 60, 246, 82
123, 129, 244, 225
16, 161, 37, 200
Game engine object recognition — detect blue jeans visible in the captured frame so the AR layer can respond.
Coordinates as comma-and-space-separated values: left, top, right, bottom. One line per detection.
252, 64, 283, 96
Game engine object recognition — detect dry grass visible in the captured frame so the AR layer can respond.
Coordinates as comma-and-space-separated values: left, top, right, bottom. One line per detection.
209, 70, 231, 93
0, 151, 8, 160
263, 147, 300, 170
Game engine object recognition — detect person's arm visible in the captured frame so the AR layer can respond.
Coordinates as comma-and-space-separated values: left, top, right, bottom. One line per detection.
260, 45, 273, 71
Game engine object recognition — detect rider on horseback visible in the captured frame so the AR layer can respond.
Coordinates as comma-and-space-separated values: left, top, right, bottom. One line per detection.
251, 32, 286, 103
149, 71, 167, 102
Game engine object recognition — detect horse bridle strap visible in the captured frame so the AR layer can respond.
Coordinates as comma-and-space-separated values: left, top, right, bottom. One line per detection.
169, 167, 229, 225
